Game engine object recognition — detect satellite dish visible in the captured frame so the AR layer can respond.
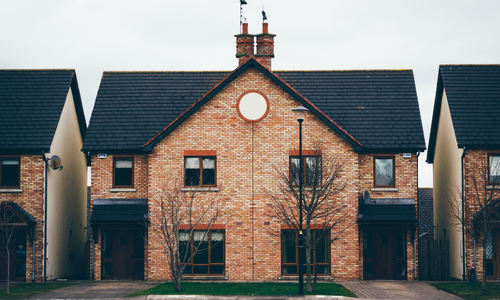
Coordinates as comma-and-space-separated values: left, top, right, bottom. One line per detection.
363, 190, 370, 205
49, 155, 63, 170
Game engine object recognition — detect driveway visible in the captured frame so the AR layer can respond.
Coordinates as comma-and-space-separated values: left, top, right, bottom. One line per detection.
341, 281, 463, 300
26, 280, 159, 299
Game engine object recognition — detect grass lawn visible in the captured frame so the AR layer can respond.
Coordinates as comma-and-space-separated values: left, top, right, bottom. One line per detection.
129, 282, 356, 297
431, 282, 500, 300
0, 283, 74, 299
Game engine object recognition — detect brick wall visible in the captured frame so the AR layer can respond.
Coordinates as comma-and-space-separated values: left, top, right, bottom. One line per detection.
0, 155, 44, 282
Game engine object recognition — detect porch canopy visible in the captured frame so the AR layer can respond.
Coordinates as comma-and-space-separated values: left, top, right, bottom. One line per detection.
90, 198, 149, 224
0, 201, 36, 238
357, 198, 417, 224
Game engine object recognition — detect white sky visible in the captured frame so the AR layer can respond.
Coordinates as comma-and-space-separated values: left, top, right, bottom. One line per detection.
2, 0, 500, 188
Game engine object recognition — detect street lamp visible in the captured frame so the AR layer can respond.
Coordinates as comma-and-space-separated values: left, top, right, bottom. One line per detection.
292, 105, 308, 296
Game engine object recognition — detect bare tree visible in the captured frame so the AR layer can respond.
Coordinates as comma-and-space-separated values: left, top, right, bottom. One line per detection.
149, 173, 228, 292
266, 143, 353, 293
0, 203, 17, 295
447, 152, 500, 296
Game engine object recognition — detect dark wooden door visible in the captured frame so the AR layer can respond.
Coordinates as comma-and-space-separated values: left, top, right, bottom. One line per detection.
0, 231, 26, 282
113, 231, 133, 279
495, 230, 500, 279
374, 231, 395, 279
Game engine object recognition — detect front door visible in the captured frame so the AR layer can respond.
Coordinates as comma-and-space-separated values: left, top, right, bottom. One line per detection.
363, 229, 407, 280
101, 229, 144, 280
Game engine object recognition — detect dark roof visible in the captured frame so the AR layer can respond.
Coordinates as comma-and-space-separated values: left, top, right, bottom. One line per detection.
0, 201, 36, 226
418, 188, 434, 235
90, 198, 148, 223
427, 65, 500, 163
83, 59, 425, 153
0, 69, 87, 153
358, 201, 417, 223
276, 70, 425, 151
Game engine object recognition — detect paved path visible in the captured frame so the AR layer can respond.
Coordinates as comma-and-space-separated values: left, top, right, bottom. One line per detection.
341, 281, 463, 300
26, 281, 159, 299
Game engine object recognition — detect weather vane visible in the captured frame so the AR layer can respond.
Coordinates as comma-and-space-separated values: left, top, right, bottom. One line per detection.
240, 0, 247, 33
262, 6, 267, 22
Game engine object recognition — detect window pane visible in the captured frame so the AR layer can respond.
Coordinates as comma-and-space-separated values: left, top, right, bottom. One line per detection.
363, 232, 373, 259
306, 157, 320, 186
115, 159, 132, 186
1, 159, 19, 187
375, 158, 393, 186
202, 158, 215, 185
315, 234, 328, 263
210, 265, 224, 274
396, 231, 406, 259
102, 231, 112, 259
487, 261, 494, 277
282, 232, 296, 263
15, 261, 26, 278
364, 262, 373, 277
193, 240, 209, 264
490, 155, 500, 183
282, 265, 297, 275
134, 231, 144, 259
316, 265, 330, 275
396, 262, 406, 277
102, 263, 111, 277
486, 231, 493, 259
290, 158, 300, 186
193, 265, 208, 274
185, 158, 200, 186
134, 263, 144, 277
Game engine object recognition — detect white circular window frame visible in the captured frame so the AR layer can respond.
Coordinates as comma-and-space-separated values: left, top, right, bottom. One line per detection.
237, 91, 270, 122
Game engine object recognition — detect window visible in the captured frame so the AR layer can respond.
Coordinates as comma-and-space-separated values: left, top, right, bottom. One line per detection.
113, 157, 133, 187
290, 156, 321, 186
281, 230, 330, 276
180, 230, 224, 275
374, 156, 395, 187
185, 157, 216, 187
0, 157, 20, 188
489, 154, 500, 185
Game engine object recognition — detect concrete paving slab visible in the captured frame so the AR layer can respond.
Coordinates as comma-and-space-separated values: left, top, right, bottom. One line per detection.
25, 280, 159, 299
340, 281, 463, 300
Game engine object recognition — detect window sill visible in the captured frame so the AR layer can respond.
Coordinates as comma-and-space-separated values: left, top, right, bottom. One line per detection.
182, 275, 228, 281
487, 185, 500, 190
181, 187, 220, 192
278, 276, 334, 281
371, 188, 398, 192
0, 188, 23, 193
110, 188, 137, 193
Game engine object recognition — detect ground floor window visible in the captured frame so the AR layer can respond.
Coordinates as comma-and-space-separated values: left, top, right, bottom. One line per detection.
281, 230, 330, 276
180, 230, 225, 275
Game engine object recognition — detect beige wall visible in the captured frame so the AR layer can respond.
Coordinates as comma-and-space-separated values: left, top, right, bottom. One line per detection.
46, 87, 87, 280
433, 89, 464, 280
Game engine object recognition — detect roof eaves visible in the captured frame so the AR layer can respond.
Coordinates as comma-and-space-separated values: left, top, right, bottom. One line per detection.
426, 67, 445, 164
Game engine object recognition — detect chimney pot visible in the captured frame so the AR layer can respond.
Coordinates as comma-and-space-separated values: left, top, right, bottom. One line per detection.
262, 23, 268, 34
242, 22, 248, 34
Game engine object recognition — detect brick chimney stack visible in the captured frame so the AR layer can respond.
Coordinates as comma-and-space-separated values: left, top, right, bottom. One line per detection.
235, 22, 276, 69
235, 22, 255, 66
255, 22, 276, 69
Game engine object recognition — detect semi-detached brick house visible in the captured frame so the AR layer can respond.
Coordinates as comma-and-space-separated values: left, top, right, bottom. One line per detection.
0, 70, 88, 282
427, 65, 500, 281
83, 22, 426, 281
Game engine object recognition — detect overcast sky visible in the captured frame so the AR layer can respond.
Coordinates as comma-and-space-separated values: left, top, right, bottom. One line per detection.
2, 0, 500, 188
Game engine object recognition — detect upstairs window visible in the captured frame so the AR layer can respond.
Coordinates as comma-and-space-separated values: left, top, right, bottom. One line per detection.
185, 157, 216, 187
290, 156, 321, 186
1, 158, 20, 188
374, 156, 395, 187
489, 154, 500, 185
113, 157, 134, 188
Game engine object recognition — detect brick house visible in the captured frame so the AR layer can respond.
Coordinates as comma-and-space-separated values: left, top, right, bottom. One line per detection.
0, 70, 88, 282
427, 64, 500, 281
83, 22, 425, 281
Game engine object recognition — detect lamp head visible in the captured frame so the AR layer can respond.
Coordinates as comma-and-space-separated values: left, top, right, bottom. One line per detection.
292, 106, 309, 121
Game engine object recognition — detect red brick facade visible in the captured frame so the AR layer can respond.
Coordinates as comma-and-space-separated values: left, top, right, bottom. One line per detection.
0, 155, 44, 282
88, 66, 419, 281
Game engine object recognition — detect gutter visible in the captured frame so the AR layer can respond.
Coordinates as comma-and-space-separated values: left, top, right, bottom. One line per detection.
461, 146, 466, 281
32, 226, 36, 282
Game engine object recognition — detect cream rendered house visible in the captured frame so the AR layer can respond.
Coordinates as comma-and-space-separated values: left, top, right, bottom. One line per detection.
0, 70, 87, 281
427, 65, 500, 281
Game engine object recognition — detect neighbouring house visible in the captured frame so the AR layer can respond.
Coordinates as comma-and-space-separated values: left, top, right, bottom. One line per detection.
427, 64, 500, 280
418, 188, 434, 239
0, 70, 88, 282
82, 22, 425, 281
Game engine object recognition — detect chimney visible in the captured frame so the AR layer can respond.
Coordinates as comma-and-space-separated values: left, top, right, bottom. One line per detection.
255, 22, 276, 69
235, 22, 255, 66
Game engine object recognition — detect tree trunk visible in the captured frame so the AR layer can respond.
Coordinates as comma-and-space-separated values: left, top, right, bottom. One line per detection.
482, 241, 487, 296
305, 226, 312, 293
175, 275, 182, 293
312, 260, 318, 293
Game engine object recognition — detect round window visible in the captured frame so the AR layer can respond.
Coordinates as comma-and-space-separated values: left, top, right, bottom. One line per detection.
237, 91, 269, 122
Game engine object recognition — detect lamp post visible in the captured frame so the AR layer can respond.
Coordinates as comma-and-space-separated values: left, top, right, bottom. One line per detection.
292, 105, 308, 296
